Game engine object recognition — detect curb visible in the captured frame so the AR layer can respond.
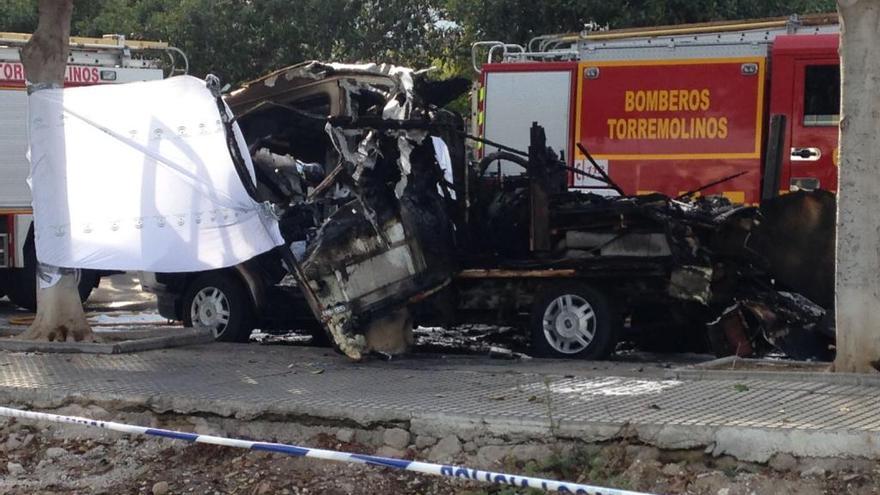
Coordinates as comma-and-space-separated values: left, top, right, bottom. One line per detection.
0, 327, 213, 354
2, 381, 879, 463
666, 356, 880, 386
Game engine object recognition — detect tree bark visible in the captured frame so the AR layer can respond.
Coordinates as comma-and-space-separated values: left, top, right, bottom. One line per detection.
834, 0, 880, 372
17, 0, 93, 343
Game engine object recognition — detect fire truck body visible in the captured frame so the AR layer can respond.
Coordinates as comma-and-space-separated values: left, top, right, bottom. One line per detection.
475, 15, 840, 203
0, 33, 182, 308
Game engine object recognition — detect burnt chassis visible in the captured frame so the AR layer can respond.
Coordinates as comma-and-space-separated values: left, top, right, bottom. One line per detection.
438, 125, 833, 361
217, 62, 827, 360
419, 124, 741, 358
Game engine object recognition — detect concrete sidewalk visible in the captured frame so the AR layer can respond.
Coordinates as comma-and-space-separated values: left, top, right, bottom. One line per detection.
0, 343, 877, 463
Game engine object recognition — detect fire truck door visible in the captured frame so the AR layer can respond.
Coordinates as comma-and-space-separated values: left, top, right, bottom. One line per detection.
788, 60, 839, 193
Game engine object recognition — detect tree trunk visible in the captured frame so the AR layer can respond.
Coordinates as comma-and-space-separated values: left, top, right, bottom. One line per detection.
834, 0, 880, 372
17, 0, 93, 343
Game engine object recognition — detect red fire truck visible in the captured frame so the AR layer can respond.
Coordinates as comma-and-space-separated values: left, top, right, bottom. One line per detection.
0, 33, 186, 310
473, 14, 840, 204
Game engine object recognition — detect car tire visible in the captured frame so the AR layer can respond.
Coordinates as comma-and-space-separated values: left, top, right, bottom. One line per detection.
530, 283, 617, 360
6, 225, 99, 312
183, 272, 254, 343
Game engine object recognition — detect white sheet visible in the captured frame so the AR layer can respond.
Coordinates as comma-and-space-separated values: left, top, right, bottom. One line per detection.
27, 75, 284, 272
431, 136, 455, 199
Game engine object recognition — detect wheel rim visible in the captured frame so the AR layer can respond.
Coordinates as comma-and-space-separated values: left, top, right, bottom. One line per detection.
542, 294, 596, 354
190, 286, 230, 339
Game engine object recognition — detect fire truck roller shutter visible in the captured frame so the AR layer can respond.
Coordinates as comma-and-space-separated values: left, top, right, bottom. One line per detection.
0, 89, 31, 207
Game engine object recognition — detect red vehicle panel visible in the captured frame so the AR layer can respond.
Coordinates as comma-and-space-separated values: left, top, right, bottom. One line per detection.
575, 58, 767, 203
769, 34, 840, 194
476, 28, 842, 205
0, 61, 109, 89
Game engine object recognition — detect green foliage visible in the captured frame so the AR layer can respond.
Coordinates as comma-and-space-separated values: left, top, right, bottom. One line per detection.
444, 0, 836, 46
0, 0, 38, 32
1, 0, 837, 88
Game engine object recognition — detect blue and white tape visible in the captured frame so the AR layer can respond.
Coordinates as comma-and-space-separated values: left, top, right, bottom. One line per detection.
0, 406, 654, 495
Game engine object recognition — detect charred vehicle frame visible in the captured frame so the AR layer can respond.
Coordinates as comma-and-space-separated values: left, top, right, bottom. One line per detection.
145, 61, 833, 362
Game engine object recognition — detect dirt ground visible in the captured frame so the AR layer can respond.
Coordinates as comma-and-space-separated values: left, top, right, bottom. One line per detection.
1, 405, 878, 495
0, 414, 468, 495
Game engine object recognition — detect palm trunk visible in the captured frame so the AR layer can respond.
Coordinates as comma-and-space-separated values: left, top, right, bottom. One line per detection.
834, 0, 880, 372
17, 0, 93, 342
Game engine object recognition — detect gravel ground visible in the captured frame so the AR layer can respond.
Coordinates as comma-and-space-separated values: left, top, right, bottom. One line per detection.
1, 405, 879, 495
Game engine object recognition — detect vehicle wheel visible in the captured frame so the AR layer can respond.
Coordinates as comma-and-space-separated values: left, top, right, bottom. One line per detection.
530, 283, 617, 359
6, 268, 36, 312
6, 225, 98, 312
183, 272, 254, 343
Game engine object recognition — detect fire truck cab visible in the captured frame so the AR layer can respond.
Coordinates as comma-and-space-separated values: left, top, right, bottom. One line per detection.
0, 33, 186, 310
473, 14, 840, 204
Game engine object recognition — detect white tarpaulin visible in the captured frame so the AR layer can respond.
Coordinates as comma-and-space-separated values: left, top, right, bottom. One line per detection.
27, 75, 284, 272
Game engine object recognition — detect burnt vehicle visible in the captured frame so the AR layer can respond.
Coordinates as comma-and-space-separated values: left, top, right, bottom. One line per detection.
422, 132, 832, 361
145, 61, 833, 361
144, 62, 465, 351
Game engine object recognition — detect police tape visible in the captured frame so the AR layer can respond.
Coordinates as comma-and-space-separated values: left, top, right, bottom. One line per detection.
0, 406, 658, 495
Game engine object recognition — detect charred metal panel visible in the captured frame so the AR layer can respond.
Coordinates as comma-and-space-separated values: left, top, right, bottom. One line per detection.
562, 232, 672, 257
668, 266, 713, 305
229, 61, 463, 360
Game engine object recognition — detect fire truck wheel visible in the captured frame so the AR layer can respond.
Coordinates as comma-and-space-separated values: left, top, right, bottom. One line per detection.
530, 283, 617, 360
182, 272, 254, 343
6, 225, 98, 312
6, 269, 36, 312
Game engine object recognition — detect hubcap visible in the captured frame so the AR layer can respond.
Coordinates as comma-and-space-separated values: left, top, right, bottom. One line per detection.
542, 294, 596, 354
191, 286, 230, 338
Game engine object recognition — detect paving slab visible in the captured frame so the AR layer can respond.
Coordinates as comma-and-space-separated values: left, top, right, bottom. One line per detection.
0, 343, 877, 462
